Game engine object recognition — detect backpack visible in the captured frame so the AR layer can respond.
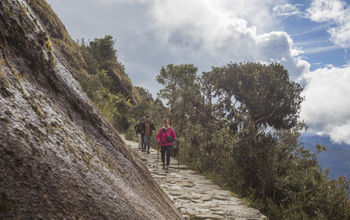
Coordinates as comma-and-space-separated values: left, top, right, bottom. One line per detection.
135, 123, 143, 134
161, 128, 174, 143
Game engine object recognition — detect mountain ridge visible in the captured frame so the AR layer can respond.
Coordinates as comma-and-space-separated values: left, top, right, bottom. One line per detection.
302, 134, 350, 179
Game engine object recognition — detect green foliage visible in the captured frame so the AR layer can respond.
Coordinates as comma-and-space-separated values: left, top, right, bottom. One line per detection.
78, 35, 140, 104
75, 36, 146, 131
229, 63, 303, 130
156, 62, 350, 219
125, 118, 137, 142
77, 69, 130, 130
157, 64, 203, 130
77, 38, 168, 135
28, 0, 143, 132
77, 47, 168, 136
88, 35, 118, 70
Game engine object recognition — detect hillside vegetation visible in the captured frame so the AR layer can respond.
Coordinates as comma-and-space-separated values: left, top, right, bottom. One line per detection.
155, 63, 350, 219
27, 0, 142, 131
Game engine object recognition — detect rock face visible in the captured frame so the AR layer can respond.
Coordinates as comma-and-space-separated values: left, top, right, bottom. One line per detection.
0, 0, 181, 219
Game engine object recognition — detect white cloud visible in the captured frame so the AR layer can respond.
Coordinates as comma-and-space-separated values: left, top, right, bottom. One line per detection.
273, 3, 303, 16
301, 64, 350, 144
306, 0, 350, 48
306, 0, 346, 22
145, 0, 308, 78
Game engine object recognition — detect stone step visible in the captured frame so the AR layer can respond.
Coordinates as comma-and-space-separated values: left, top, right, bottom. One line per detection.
124, 138, 266, 220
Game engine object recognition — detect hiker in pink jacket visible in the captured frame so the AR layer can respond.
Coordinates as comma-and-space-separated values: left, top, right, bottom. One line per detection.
157, 118, 177, 170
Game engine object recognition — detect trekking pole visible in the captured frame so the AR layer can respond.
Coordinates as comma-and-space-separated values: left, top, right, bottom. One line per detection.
177, 141, 180, 172
156, 139, 159, 171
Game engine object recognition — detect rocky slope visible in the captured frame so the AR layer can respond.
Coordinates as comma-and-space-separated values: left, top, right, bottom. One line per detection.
0, 0, 180, 219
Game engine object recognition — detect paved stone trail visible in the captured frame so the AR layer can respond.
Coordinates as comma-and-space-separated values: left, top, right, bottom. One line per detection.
124, 138, 266, 220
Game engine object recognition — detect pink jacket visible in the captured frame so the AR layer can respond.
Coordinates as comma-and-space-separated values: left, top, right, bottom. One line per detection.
157, 126, 177, 146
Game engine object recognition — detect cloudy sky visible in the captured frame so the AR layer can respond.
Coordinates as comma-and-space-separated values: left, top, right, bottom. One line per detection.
46, 0, 350, 145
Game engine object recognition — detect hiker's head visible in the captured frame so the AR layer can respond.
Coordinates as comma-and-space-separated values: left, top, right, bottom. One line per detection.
146, 115, 151, 121
164, 118, 170, 126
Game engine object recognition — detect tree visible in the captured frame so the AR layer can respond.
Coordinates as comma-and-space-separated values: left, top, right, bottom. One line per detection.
78, 35, 139, 104
89, 35, 117, 70
156, 64, 202, 130
210, 62, 304, 141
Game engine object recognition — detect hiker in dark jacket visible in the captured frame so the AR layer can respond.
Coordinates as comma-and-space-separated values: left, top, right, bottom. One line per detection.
134, 118, 144, 150
157, 118, 177, 171
142, 115, 155, 154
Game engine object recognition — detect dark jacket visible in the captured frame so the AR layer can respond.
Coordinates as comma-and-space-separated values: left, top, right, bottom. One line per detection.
134, 122, 144, 134
141, 121, 155, 136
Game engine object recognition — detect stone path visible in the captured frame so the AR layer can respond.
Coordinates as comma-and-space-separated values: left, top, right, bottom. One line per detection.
124, 138, 266, 220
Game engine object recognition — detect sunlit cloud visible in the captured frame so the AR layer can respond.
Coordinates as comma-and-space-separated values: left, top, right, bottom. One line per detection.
146, 0, 308, 78
301, 64, 350, 144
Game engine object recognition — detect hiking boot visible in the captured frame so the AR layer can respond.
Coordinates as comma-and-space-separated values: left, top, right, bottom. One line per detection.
162, 163, 165, 169
147, 150, 150, 154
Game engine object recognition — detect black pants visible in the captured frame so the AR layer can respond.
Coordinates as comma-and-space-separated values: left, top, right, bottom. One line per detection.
141, 134, 145, 149
161, 145, 172, 166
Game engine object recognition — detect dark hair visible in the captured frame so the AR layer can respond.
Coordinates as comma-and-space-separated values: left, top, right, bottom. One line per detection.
164, 118, 170, 123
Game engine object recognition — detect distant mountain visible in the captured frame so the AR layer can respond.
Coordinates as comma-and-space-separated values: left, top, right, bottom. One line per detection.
302, 135, 350, 180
